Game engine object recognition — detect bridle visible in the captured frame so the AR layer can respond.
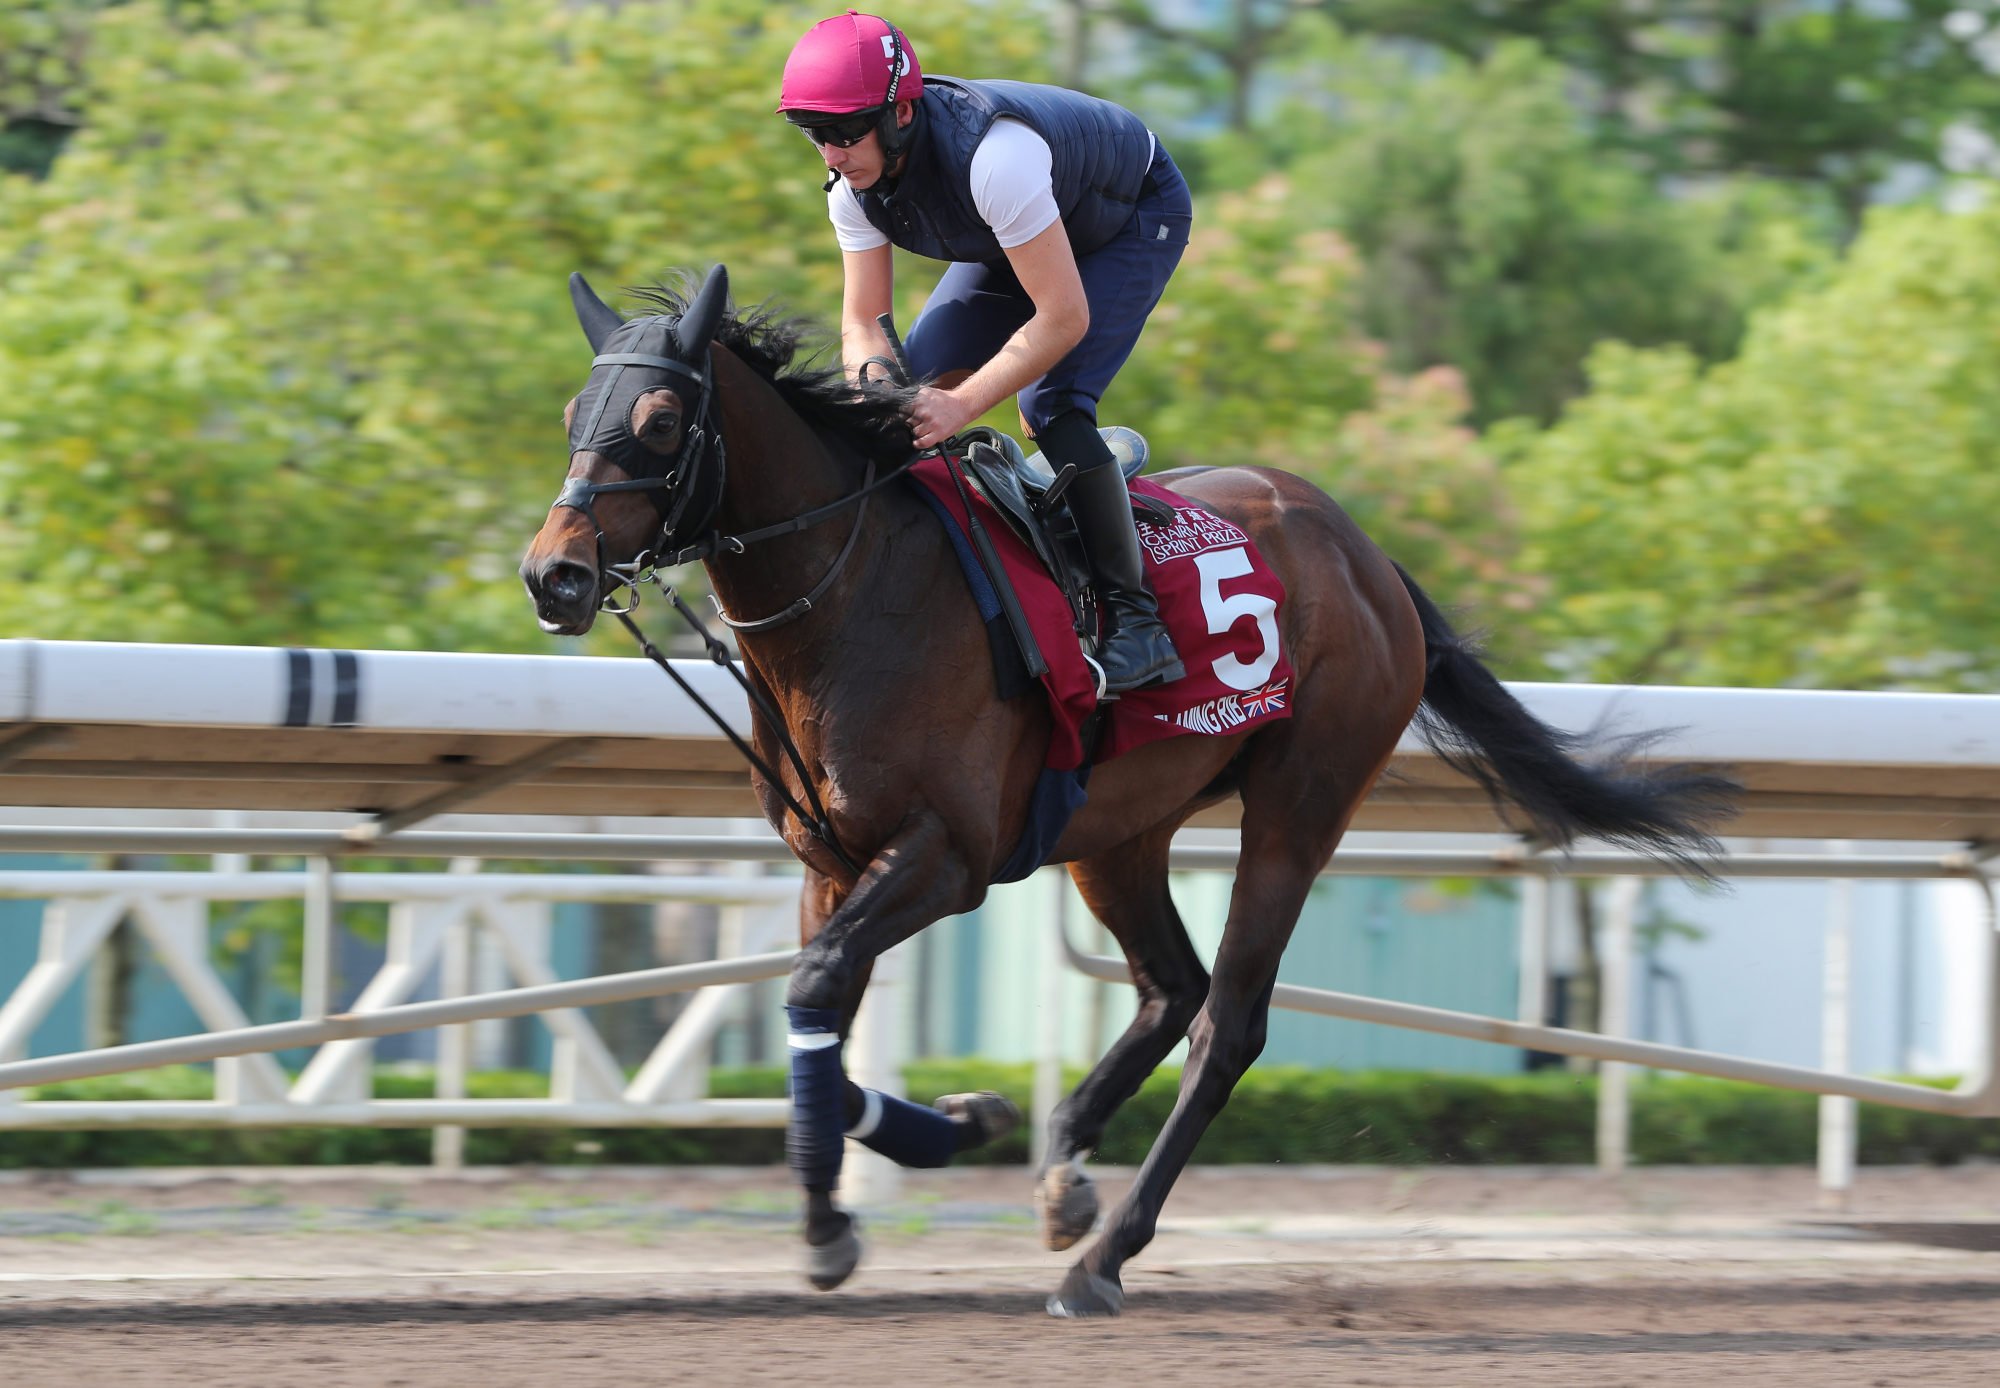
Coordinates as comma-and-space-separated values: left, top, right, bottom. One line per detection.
547, 267, 930, 877
549, 309, 727, 616
552, 319, 925, 631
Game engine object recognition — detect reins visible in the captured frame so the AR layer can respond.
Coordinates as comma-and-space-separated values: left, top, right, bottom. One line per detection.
608, 578, 864, 878
705, 459, 878, 632
639, 450, 917, 575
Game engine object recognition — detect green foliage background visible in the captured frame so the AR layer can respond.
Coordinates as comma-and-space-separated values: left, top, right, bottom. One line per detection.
4, 0, 1999, 688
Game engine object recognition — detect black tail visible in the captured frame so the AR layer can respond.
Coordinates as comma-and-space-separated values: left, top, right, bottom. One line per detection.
1395, 565, 1737, 874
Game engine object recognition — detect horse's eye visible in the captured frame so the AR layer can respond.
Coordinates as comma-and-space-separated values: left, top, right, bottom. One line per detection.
642, 413, 681, 440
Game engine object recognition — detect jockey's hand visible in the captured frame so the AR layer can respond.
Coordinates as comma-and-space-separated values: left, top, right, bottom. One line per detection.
907, 386, 980, 452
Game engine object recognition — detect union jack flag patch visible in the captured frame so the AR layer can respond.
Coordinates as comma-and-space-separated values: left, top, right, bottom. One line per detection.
1239, 680, 1289, 717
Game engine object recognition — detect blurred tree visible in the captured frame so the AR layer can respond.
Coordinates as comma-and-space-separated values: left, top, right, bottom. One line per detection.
0, 0, 1047, 651
1288, 39, 1828, 424
7, 0, 1506, 653
1335, 0, 2000, 240
17, 0, 1973, 697
1499, 201, 2000, 690
1049, 0, 1097, 90
0, 0, 105, 177
1095, 0, 1317, 132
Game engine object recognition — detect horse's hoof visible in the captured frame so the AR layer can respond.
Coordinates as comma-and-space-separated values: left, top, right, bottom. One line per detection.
935, 1091, 1021, 1151
806, 1220, 863, 1291
1036, 1163, 1099, 1252
1046, 1265, 1124, 1319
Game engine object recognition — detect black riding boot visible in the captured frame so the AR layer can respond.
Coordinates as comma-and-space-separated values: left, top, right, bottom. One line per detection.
1043, 414, 1184, 694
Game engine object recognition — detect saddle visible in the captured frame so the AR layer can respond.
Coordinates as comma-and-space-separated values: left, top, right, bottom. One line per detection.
952, 425, 1176, 676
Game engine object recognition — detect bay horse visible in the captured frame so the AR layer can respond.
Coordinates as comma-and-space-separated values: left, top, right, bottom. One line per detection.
520, 265, 1733, 1318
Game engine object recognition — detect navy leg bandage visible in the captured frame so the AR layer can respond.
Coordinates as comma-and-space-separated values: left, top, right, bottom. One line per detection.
847, 1088, 962, 1169
786, 1005, 848, 1191
789, 1006, 964, 1184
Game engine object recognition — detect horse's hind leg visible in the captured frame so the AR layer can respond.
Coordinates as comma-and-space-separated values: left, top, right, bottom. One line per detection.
1047, 730, 1399, 1317
1046, 829, 1322, 1317
1038, 824, 1210, 1251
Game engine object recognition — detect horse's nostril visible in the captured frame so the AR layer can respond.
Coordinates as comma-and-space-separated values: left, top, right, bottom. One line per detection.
544, 562, 594, 606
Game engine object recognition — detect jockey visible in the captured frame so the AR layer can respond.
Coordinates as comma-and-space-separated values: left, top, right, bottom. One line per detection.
778, 10, 1190, 694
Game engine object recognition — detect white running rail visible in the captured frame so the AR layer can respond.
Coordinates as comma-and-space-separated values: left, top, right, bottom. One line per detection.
0, 867, 812, 1134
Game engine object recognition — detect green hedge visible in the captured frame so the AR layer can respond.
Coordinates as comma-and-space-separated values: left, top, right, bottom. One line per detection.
4, 1062, 1997, 1168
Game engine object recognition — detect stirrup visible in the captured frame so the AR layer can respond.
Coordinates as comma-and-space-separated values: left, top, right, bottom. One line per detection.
1081, 653, 1110, 702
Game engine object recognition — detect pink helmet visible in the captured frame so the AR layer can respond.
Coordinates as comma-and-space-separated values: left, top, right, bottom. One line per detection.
777, 10, 922, 116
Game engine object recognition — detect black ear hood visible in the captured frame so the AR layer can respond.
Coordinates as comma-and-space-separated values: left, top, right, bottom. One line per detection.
565, 266, 728, 473
570, 272, 623, 351
550, 266, 732, 562
677, 264, 729, 359
566, 315, 687, 472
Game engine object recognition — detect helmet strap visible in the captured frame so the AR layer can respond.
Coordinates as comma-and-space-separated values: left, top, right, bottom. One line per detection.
876, 21, 915, 170
878, 104, 914, 173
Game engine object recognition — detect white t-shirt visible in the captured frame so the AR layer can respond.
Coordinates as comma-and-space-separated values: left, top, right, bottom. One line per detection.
828, 116, 1061, 253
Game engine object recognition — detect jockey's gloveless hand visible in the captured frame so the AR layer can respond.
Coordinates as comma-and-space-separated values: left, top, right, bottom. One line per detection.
907, 384, 981, 451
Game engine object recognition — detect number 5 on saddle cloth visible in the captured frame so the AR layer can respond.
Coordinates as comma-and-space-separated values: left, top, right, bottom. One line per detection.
907, 425, 1296, 884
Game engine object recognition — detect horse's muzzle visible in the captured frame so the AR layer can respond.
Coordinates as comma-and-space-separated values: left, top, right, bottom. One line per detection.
524, 557, 599, 636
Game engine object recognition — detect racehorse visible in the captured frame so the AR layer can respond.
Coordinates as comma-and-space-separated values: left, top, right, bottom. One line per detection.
520, 265, 1735, 1318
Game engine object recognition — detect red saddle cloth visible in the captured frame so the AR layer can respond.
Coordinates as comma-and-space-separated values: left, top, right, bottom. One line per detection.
908, 456, 1295, 772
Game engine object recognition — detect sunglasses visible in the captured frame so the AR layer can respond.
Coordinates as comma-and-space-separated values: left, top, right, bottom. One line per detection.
789, 107, 886, 149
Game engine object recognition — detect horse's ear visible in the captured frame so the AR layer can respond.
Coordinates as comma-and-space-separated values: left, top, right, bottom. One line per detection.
569, 272, 623, 352
676, 264, 730, 360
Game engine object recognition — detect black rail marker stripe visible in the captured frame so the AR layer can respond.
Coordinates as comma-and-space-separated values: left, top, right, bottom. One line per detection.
282, 649, 312, 727
331, 651, 359, 727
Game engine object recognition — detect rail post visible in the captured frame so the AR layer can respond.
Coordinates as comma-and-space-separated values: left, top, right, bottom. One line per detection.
1818, 852, 1859, 1208
1596, 876, 1640, 1174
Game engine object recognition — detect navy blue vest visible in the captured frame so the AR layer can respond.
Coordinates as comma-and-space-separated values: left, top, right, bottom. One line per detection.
856, 78, 1156, 263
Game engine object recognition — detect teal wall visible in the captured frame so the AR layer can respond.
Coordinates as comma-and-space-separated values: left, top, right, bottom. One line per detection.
1264, 877, 1520, 1073
916, 871, 1523, 1074
0, 862, 312, 1064
0, 855, 89, 1057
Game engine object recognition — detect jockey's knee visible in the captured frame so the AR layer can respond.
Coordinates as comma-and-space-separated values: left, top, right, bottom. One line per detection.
1035, 408, 1114, 472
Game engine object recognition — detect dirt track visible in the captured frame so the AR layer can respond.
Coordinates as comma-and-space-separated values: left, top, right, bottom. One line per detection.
3, 1163, 1998, 1385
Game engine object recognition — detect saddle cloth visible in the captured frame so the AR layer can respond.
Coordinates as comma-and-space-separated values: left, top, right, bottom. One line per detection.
907, 454, 1295, 774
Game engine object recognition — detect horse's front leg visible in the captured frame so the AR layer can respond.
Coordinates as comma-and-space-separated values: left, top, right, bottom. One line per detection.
787, 819, 982, 1291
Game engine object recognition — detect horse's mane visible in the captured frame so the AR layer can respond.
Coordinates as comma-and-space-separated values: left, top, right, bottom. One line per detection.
628, 275, 918, 466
